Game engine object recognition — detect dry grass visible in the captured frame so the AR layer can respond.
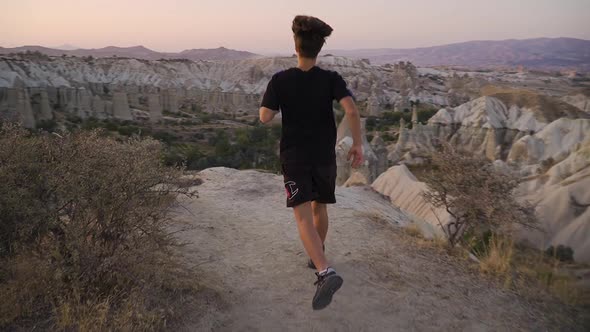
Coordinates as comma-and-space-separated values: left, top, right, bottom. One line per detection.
403, 222, 424, 238
481, 84, 589, 122
401, 223, 589, 310
471, 234, 589, 307
0, 124, 204, 331
480, 84, 535, 97
511, 245, 590, 307
479, 236, 514, 277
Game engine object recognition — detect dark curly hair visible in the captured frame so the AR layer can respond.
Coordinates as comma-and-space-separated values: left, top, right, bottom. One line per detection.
292, 15, 333, 58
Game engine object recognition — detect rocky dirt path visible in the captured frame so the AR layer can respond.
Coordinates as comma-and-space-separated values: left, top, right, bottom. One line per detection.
174, 168, 580, 331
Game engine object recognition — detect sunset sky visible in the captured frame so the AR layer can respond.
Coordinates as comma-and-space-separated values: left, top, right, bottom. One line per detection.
1, 0, 589, 54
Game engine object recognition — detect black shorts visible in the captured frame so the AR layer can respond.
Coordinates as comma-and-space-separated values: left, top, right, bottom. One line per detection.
281, 163, 337, 208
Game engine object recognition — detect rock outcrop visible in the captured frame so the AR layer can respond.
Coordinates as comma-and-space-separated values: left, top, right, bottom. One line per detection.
393, 94, 590, 164
112, 92, 133, 120
562, 93, 590, 114
390, 93, 590, 262
91, 95, 108, 119
508, 118, 590, 165
30, 90, 53, 121
18, 89, 35, 128
518, 139, 590, 262
343, 171, 369, 187
147, 94, 162, 122
372, 165, 450, 235
0, 88, 36, 128
0, 55, 451, 125
161, 89, 179, 114
336, 117, 380, 186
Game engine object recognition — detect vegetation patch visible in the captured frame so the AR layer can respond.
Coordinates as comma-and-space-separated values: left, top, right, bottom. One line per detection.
0, 124, 202, 331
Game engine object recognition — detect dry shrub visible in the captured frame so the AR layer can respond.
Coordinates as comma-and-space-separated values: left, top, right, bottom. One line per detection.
421, 143, 537, 247
0, 124, 199, 331
479, 236, 514, 277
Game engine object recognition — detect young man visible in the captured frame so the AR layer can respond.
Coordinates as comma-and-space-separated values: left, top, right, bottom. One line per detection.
259, 15, 363, 310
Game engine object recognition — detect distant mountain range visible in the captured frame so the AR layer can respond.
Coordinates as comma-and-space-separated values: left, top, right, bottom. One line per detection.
325, 38, 590, 71
2, 38, 589, 71
0, 45, 261, 62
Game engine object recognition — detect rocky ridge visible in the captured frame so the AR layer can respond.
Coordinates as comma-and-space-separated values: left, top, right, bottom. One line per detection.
0, 55, 444, 127
377, 92, 590, 262
0, 45, 260, 62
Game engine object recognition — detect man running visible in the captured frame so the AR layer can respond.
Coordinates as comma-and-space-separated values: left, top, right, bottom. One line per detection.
259, 15, 363, 310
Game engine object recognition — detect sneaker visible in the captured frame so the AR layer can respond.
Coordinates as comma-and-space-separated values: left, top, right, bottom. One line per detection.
312, 270, 343, 310
307, 244, 325, 269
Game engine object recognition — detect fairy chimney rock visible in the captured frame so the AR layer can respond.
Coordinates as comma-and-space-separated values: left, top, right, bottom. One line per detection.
112, 92, 133, 120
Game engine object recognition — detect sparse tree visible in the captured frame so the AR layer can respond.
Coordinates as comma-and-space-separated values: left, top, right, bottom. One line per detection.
422, 143, 537, 246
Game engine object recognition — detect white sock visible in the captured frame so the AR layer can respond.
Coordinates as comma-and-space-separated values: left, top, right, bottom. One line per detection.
318, 267, 335, 276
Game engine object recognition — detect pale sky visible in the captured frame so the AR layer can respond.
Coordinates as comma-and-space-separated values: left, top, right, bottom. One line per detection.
1, 0, 589, 54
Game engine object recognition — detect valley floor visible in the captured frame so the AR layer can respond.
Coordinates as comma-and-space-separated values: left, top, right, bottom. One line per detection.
174, 168, 585, 331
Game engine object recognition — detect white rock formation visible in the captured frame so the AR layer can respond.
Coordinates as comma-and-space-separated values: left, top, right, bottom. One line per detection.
370, 135, 389, 176
148, 94, 162, 122
372, 165, 450, 234
343, 171, 368, 187
389, 94, 590, 262
336, 117, 379, 186
112, 92, 133, 120
17, 89, 35, 128
91, 95, 108, 119
395, 95, 589, 163
0, 55, 449, 122
562, 94, 590, 114
0, 88, 36, 128
508, 118, 590, 165
429, 96, 546, 132
366, 92, 380, 116
34, 90, 53, 120
161, 89, 179, 113
518, 139, 590, 262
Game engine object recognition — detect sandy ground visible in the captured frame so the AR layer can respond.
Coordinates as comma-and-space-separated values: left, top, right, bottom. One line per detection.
174, 167, 583, 331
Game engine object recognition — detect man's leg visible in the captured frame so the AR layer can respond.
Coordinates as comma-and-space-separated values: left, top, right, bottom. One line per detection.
312, 201, 329, 243
293, 201, 328, 272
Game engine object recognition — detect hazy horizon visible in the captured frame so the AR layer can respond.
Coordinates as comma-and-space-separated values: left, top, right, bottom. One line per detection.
2, 0, 589, 54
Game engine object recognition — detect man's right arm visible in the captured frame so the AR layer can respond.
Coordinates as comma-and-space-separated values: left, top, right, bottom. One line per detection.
340, 96, 364, 168
260, 75, 280, 124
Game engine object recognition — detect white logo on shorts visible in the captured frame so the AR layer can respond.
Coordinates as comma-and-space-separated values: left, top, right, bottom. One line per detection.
285, 181, 299, 200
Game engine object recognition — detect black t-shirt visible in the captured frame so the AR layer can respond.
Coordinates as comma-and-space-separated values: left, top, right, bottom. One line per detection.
261, 66, 352, 165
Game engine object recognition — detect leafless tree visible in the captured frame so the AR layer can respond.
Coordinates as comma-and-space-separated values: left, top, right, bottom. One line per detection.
421, 143, 537, 246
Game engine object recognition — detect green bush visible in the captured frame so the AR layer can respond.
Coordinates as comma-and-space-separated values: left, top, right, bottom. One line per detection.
80, 117, 102, 131
365, 117, 377, 131
153, 131, 178, 144
163, 144, 203, 170
417, 108, 438, 123
117, 125, 141, 136
545, 245, 574, 262
191, 103, 202, 113
102, 119, 120, 131
0, 124, 199, 330
382, 133, 395, 142
65, 114, 83, 124
193, 124, 281, 172
465, 230, 494, 257
37, 119, 58, 132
